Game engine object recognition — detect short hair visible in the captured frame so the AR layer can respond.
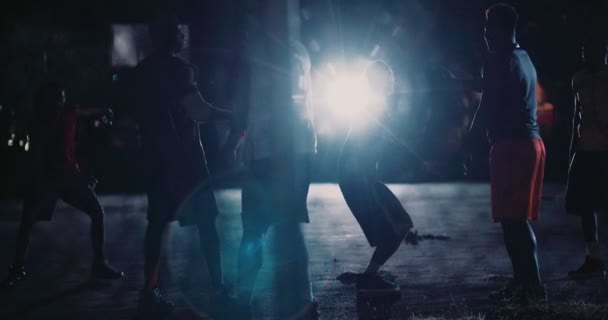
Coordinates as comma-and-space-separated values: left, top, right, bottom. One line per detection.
485, 3, 518, 32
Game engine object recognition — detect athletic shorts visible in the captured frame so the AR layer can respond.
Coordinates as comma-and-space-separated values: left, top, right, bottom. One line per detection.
146, 168, 219, 226
339, 176, 413, 247
241, 155, 312, 233
565, 151, 608, 215
489, 139, 546, 222
143, 145, 219, 226
23, 172, 102, 221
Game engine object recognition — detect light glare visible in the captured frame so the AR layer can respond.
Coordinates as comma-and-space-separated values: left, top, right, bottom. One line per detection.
325, 75, 371, 118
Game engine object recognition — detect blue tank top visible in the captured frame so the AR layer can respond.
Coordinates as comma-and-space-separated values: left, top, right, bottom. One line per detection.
474, 45, 541, 144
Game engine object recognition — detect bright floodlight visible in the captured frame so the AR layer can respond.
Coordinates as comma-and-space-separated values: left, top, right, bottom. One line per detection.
325, 75, 372, 118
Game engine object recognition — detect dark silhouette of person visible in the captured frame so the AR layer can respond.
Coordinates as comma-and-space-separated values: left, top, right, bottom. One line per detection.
1, 82, 123, 289
468, 3, 546, 304
338, 60, 427, 296
566, 38, 608, 279
228, 9, 318, 317
132, 18, 233, 318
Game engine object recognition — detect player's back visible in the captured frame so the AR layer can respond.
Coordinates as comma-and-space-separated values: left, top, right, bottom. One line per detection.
133, 52, 206, 178
572, 65, 608, 151
484, 46, 540, 143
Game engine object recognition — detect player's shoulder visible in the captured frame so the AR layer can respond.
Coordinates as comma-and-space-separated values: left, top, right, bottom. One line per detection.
572, 68, 590, 90
138, 53, 189, 68
573, 68, 589, 80
597, 65, 608, 81
167, 54, 190, 66
509, 48, 533, 65
507, 48, 536, 79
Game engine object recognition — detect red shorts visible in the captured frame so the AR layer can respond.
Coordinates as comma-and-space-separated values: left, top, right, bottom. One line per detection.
489, 139, 546, 222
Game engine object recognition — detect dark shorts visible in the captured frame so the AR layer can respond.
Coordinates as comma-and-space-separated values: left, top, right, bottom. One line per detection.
147, 175, 219, 226
339, 175, 413, 247
241, 155, 312, 233
24, 172, 102, 221
143, 147, 219, 226
489, 139, 546, 222
566, 151, 608, 215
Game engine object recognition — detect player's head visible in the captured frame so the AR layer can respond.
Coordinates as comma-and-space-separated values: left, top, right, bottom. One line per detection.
484, 3, 518, 51
150, 15, 185, 54
365, 60, 395, 97
582, 38, 608, 68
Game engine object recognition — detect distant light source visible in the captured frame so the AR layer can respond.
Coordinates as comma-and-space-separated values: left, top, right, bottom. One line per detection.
313, 59, 390, 135
325, 75, 372, 118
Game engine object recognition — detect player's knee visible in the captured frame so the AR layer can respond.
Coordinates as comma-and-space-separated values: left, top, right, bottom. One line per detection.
241, 228, 265, 253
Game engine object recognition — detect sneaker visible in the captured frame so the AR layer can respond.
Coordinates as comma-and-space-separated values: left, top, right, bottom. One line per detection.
568, 256, 607, 279
136, 287, 174, 319
488, 279, 518, 301
356, 273, 401, 297
91, 261, 124, 280
1, 265, 26, 290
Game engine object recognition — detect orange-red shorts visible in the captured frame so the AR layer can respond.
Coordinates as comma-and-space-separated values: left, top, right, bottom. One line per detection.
489, 139, 546, 222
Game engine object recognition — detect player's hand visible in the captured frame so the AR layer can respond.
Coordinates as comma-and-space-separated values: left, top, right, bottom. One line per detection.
87, 176, 98, 190
100, 108, 114, 127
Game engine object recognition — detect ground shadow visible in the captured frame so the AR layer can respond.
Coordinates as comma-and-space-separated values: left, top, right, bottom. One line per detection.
356, 293, 401, 320
0, 281, 108, 319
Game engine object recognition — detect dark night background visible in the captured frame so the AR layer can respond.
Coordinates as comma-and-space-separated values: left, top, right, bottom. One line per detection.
0, 0, 607, 195
3, 2, 608, 320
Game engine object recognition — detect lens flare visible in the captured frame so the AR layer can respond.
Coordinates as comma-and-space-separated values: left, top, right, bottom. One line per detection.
325, 75, 371, 118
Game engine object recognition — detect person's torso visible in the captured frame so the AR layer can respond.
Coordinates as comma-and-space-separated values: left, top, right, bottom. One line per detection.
243, 37, 316, 161
340, 120, 386, 178
573, 66, 608, 151
31, 109, 80, 176
134, 53, 207, 175
484, 47, 540, 144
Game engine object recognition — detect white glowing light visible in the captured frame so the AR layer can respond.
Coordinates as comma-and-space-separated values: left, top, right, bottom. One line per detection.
313, 60, 391, 135
325, 75, 372, 118
24, 142, 29, 152
7, 139, 13, 147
